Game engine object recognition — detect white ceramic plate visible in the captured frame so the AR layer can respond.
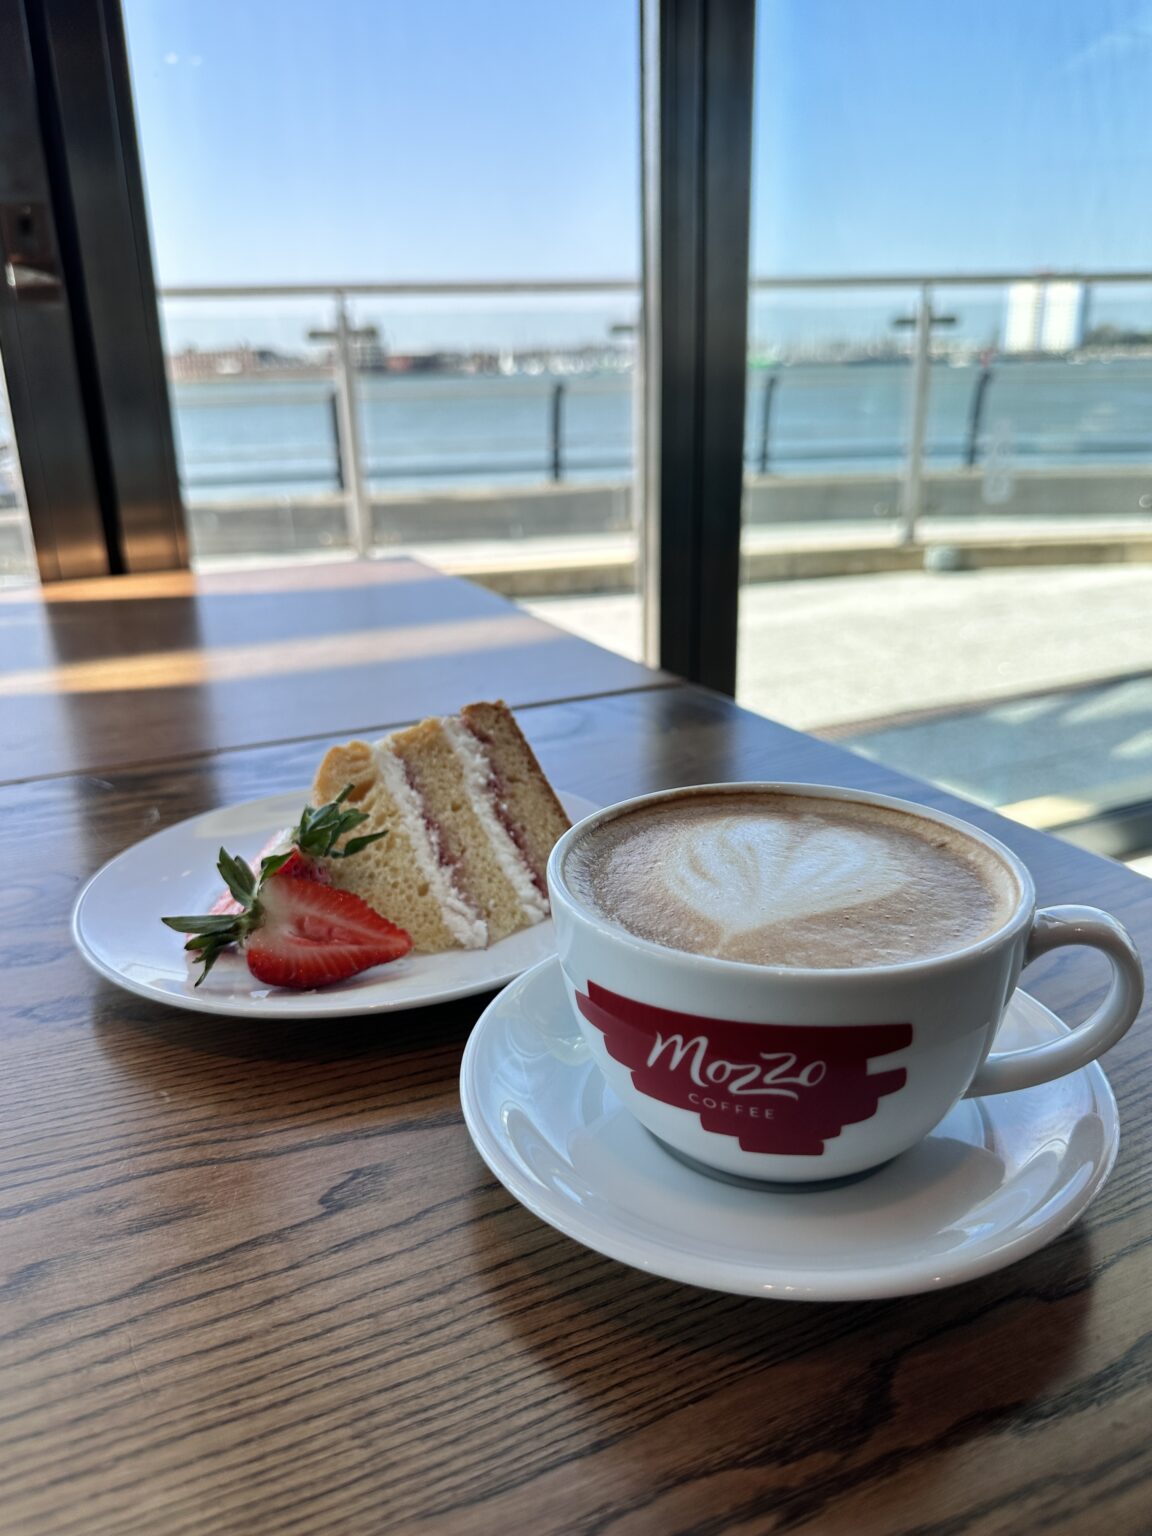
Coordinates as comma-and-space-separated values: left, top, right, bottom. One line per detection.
460, 956, 1120, 1301
72, 789, 598, 1018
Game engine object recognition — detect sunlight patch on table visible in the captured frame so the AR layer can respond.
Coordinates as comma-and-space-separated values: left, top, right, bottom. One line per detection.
0, 614, 556, 696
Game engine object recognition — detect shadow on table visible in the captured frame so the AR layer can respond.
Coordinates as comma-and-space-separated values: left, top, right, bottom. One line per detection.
466, 1190, 1094, 1495
90, 983, 492, 1066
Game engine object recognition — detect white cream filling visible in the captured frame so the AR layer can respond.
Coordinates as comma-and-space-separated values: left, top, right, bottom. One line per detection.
443, 718, 549, 924
373, 742, 488, 949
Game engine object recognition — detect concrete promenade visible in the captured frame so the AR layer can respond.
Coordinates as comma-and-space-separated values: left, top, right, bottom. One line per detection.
522, 563, 1152, 831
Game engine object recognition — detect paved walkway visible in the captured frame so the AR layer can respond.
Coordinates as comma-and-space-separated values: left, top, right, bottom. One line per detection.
523, 564, 1152, 819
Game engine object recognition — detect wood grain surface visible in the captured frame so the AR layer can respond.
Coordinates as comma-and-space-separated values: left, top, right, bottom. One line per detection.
4, 685, 1151, 1535
0, 560, 669, 784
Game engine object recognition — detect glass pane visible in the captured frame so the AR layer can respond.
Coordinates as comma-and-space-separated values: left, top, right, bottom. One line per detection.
0, 357, 37, 587
121, 0, 642, 658
742, 1, 1152, 864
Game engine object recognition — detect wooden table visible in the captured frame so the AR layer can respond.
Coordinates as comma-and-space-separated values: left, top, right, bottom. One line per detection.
3, 560, 1150, 1535
0, 560, 671, 782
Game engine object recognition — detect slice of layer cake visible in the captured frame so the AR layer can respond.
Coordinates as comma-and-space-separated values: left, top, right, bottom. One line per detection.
388, 715, 548, 945
312, 738, 487, 952
459, 701, 571, 891
311, 701, 571, 953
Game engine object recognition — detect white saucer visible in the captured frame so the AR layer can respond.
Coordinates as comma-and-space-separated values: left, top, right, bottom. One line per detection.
72, 790, 597, 1019
460, 956, 1120, 1300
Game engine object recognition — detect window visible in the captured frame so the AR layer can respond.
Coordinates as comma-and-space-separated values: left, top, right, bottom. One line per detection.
121, 0, 642, 651
739, 0, 1152, 862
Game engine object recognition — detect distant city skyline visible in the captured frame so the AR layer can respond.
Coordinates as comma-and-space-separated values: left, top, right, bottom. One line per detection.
123, 0, 1152, 352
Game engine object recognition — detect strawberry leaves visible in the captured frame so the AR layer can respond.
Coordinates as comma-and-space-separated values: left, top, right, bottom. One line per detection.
290, 785, 387, 860
218, 848, 258, 908
257, 850, 296, 882
162, 854, 265, 984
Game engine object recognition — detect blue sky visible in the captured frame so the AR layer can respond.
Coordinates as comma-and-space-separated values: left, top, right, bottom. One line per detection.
123, 0, 1152, 349
124, 0, 640, 285
755, 0, 1152, 273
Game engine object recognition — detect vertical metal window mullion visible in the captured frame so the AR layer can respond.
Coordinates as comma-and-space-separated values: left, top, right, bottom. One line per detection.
640, 0, 755, 695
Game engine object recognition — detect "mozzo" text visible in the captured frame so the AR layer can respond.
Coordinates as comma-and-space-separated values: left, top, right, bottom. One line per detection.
645, 1032, 828, 1099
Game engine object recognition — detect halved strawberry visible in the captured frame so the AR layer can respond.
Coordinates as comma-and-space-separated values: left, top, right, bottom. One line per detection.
244, 873, 412, 989
163, 786, 401, 989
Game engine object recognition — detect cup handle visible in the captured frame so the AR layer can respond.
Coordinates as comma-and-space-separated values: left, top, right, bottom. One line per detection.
966, 905, 1144, 1097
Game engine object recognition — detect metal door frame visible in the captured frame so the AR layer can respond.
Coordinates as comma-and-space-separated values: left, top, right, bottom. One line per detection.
0, 0, 104, 579
0, 0, 185, 580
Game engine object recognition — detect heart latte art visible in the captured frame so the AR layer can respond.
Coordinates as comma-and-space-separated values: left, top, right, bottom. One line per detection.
672, 818, 906, 933
564, 792, 1018, 968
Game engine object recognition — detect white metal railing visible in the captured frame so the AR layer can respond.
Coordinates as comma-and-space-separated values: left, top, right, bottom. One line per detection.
161, 269, 1152, 297
160, 279, 640, 299
157, 271, 1152, 554
748, 270, 1152, 288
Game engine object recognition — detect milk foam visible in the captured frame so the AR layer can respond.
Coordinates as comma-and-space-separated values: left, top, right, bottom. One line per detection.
565, 792, 1018, 968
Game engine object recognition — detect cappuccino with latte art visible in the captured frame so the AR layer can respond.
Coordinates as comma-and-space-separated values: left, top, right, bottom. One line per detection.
564, 789, 1019, 968
548, 781, 1142, 1182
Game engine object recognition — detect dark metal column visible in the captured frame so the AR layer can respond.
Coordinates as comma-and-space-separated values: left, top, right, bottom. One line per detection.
0, 0, 104, 580
640, 0, 756, 694
26, 0, 186, 573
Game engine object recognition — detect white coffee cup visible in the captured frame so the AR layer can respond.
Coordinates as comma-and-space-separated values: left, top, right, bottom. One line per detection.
547, 782, 1144, 1183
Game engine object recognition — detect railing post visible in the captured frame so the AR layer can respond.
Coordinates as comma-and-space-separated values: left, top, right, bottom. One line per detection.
898, 283, 933, 546
964, 364, 994, 467
330, 294, 372, 557
757, 371, 778, 474
311, 293, 374, 559
550, 380, 566, 482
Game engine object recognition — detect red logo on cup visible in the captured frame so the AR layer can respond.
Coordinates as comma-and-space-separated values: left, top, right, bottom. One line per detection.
576, 981, 912, 1156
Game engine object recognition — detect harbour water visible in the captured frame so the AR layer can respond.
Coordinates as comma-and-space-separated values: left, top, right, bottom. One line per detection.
173, 372, 634, 500
7, 357, 1151, 508
170, 357, 1152, 503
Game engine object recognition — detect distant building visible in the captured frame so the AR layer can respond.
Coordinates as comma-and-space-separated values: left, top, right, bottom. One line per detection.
1040, 282, 1088, 352
381, 352, 454, 374
1002, 281, 1087, 354
168, 345, 301, 381
1002, 283, 1043, 353
355, 340, 390, 371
